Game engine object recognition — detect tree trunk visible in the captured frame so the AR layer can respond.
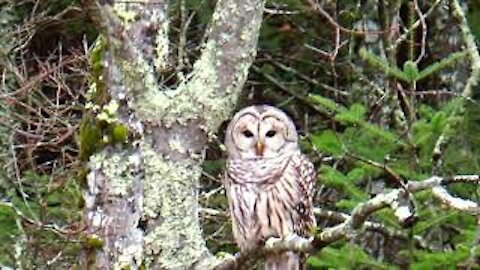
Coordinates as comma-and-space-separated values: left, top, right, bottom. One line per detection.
81, 0, 265, 268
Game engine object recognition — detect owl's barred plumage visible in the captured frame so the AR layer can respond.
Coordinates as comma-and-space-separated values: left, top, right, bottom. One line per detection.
226, 152, 316, 248
224, 105, 316, 270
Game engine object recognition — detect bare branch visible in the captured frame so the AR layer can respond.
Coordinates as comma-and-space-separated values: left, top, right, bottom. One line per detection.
387, 0, 442, 52
214, 234, 313, 270
432, 186, 479, 215
413, 0, 427, 64
321, 175, 480, 243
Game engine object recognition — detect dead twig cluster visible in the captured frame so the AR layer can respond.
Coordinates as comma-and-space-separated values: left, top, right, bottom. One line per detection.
0, 1, 91, 266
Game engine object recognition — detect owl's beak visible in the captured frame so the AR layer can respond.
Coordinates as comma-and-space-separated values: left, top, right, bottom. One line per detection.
256, 142, 265, 156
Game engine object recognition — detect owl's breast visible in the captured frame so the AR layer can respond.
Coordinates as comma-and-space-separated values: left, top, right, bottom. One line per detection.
227, 169, 302, 246
225, 152, 315, 250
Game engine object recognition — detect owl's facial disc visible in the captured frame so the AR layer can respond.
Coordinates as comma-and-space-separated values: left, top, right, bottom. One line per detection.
226, 105, 299, 160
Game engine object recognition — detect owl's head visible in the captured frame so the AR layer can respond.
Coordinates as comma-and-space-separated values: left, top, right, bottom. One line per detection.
225, 105, 299, 159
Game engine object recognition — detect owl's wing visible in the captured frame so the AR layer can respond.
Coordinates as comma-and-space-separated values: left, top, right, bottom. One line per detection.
291, 153, 317, 237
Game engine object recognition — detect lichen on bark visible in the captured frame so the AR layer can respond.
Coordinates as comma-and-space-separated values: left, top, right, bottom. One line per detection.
82, 0, 265, 268
141, 143, 206, 267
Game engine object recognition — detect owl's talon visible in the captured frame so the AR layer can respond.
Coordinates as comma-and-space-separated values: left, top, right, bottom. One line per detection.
265, 236, 283, 249
344, 225, 359, 240
216, 251, 235, 260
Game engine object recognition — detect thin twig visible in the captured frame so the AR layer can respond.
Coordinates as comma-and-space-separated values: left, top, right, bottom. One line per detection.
252, 65, 333, 118
387, 0, 442, 52
0, 57, 80, 99
413, 0, 427, 64
346, 152, 407, 190
265, 56, 348, 96
306, 0, 395, 36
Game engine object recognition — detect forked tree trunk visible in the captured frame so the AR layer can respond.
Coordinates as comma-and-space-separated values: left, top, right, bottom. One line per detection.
81, 0, 265, 268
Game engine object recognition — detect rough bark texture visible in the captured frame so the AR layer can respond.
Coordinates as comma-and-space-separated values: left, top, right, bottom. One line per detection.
82, 0, 265, 269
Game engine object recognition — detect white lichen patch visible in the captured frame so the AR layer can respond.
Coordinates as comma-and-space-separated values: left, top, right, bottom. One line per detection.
141, 143, 209, 268
89, 152, 105, 171
137, 90, 171, 120
168, 135, 187, 154
90, 151, 135, 196
119, 49, 161, 98
134, 39, 240, 133
84, 102, 100, 111
105, 100, 120, 113
106, 154, 131, 196
112, 4, 137, 25
97, 100, 119, 123
86, 82, 97, 100
114, 236, 144, 270
87, 151, 145, 269
90, 211, 106, 228
141, 143, 201, 218
154, 17, 170, 71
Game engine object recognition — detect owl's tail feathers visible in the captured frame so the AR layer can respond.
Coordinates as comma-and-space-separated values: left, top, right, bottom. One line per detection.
264, 252, 305, 270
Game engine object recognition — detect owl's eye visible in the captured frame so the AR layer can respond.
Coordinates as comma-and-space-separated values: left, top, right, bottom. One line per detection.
266, 130, 276, 137
242, 130, 254, 137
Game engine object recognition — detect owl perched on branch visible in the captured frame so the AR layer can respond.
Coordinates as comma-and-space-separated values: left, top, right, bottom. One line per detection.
224, 105, 316, 270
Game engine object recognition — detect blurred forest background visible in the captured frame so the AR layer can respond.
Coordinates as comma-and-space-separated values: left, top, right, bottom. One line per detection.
1, 0, 480, 269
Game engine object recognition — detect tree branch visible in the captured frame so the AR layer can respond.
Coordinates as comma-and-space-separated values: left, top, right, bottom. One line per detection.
215, 175, 480, 269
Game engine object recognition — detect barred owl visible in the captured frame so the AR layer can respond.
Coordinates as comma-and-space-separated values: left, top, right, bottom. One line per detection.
224, 105, 316, 270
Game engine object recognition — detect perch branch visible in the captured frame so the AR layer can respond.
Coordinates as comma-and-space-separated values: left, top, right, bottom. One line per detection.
214, 175, 480, 269
315, 208, 436, 249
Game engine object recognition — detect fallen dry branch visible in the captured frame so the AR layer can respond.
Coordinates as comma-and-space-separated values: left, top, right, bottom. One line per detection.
215, 174, 480, 269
